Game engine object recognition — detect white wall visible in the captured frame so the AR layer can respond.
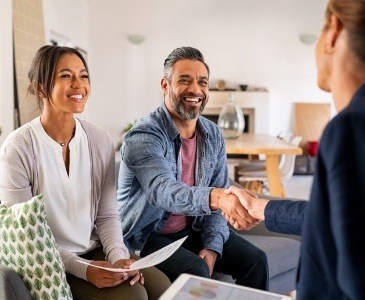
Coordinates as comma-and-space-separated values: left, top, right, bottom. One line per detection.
86, 0, 333, 146
0, 0, 14, 144
42, 0, 89, 57
1, 0, 334, 147
42, 0, 90, 120
0, 0, 89, 143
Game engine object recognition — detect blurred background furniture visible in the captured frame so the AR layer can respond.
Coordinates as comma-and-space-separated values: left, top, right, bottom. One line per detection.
236, 136, 302, 196
225, 133, 302, 197
292, 102, 330, 177
293, 103, 330, 154
234, 132, 293, 176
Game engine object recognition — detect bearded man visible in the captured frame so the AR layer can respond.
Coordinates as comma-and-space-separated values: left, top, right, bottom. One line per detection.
116, 47, 268, 290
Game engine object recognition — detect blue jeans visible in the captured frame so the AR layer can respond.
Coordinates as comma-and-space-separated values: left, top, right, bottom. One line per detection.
140, 228, 269, 290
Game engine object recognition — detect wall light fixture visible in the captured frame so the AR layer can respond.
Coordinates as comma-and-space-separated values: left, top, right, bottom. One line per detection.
299, 34, 317, 45
127, 34, 146, 45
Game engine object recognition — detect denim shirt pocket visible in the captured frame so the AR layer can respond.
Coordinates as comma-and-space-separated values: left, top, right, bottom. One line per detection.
198, 156, 217, 186
165, 143, 180, 179
166, 158, 178, 179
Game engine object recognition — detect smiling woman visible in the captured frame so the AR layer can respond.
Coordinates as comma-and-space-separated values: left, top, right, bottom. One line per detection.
0, 45, 171, 300
24, 46, 90, 172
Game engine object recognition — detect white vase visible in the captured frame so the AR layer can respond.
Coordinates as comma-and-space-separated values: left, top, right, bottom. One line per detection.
218, 94, 245, 139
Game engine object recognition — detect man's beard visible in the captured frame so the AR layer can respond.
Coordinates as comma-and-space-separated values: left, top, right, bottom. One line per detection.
169, 89, 207, 120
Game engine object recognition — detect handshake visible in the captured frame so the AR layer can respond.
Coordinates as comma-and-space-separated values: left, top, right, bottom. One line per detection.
211, 185, 270, 230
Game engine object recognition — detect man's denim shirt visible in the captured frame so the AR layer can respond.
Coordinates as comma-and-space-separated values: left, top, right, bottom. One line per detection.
117, 104, 230, 256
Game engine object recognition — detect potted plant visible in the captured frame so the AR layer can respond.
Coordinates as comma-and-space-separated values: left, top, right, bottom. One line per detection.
115, 120, 136, 150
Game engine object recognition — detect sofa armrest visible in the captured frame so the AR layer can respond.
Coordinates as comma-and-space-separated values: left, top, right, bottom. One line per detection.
0, 264, 31, 300
231, 221, 301, 241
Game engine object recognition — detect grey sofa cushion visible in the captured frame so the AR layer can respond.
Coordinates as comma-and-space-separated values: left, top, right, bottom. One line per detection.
0, 264, 32, 300
240, 234, 300, 279
214, 232, 300, 294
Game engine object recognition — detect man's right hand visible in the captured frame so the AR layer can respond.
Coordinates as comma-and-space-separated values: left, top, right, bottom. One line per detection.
225, 186, 269, 223
210, 188, 260, 230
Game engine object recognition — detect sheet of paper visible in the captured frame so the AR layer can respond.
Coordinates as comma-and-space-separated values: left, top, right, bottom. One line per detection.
78, 235, 187, 272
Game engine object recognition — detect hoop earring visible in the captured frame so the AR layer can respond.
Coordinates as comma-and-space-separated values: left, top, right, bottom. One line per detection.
323, 44, 335, 55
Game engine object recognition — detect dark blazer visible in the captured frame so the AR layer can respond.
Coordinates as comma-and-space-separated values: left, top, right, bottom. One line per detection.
265, 84, 365, 300
265, 199, 306, 235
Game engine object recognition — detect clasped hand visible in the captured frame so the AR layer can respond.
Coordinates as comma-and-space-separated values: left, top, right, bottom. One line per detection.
86, 259, 144, 288
221, 186, 261, 230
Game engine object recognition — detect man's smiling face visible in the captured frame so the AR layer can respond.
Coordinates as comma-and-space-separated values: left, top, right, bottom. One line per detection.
165, 59, 209, 120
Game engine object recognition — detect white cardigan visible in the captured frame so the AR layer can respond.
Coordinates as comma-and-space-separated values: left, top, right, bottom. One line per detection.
0, 118, 129, 280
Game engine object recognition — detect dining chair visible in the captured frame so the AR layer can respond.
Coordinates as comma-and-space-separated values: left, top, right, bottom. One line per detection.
236, 136, 302, 196
234, 132, 293, 182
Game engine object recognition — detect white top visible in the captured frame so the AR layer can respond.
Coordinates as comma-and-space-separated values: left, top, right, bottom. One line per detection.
0, 118, 129, 279
30, 117, 97, 253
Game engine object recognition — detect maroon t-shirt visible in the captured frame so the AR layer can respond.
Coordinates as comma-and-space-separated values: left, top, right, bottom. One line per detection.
159, 134, 196, 234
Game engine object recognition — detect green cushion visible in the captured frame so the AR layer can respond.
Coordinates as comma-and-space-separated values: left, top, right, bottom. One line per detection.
0, 195, 73, 300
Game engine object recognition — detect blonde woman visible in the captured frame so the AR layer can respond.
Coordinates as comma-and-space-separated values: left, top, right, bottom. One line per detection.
226, 1, 365, 299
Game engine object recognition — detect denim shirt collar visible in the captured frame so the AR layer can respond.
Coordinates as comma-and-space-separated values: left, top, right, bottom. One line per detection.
160, 103, 210, 141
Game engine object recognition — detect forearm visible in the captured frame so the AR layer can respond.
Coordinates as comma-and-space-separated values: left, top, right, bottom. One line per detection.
96, 177, 130, 262
200, 214, 230, 257
61, 248, 89, 280
209, 188, 226, 210
97, 218, 130, 263
264, 200, 306, 235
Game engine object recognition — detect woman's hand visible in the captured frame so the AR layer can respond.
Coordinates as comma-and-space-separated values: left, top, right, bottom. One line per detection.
114, 259, 144, 286
86, 260, 129, 288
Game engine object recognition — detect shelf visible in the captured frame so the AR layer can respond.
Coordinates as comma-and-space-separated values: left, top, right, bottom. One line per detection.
204, 91, 270, 134
209, 88, 237, 91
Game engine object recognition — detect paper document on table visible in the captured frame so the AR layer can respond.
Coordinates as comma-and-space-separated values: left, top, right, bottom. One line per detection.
77, 236, 187, 272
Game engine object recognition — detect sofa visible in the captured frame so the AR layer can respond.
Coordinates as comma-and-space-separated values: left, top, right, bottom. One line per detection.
0, 166, 301, 299
0, 266, 31, 300
0, 221, 300, 299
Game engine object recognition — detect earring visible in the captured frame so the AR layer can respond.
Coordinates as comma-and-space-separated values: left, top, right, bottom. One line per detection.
323, 44, 335, 54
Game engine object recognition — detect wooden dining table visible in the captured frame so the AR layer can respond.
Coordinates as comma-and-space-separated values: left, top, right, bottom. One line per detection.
224, 133, 303, 197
